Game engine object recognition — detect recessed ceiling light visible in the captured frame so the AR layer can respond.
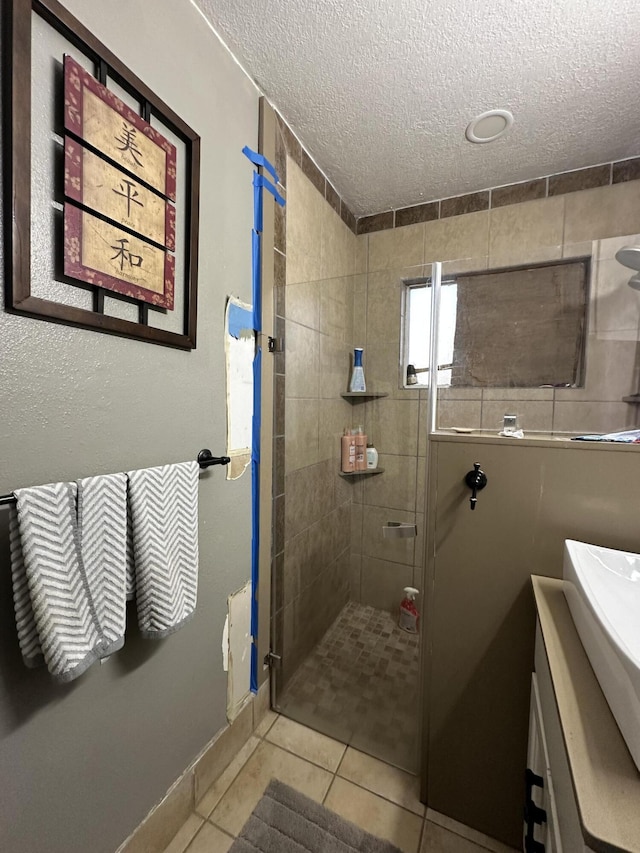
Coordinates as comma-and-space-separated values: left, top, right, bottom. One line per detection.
465, 109, 513, 144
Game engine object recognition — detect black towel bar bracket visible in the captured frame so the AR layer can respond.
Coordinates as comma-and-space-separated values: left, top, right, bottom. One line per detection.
197, 449, 231, 469
0, 449, 230, 507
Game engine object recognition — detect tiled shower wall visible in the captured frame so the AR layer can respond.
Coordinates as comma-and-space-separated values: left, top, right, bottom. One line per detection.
348, 269, 427, 611
272, 116, 364, 687
349, 179, 640, 611
358, 179, 640, 437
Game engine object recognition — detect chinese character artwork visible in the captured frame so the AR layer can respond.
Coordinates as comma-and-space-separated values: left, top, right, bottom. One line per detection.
110, 238, 144, 271
63, 56, 176, 308
114, 123, 144, 169
64, 55, 176, 199
64, 205, 175, 309
8, 0, 200, 349
113, 179, 143, 217
64, 139, 175, 250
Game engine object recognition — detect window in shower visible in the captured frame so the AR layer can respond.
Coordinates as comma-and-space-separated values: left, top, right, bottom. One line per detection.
402, 258, 590, 389
401, 277, 458, 388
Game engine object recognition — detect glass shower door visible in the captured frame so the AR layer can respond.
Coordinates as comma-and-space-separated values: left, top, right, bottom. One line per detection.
271, 265, 435, 773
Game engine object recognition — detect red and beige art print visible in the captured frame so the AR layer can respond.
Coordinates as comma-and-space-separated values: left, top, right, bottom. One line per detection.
63, 55, 177, 309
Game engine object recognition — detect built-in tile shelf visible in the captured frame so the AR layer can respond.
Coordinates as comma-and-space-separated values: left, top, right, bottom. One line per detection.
339, 467, 385, 478
622, 394, 640, 404
341, 392, 389, 400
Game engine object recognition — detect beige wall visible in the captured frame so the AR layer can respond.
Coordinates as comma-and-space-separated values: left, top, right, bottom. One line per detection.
275, 156, 363, 684
358, 179, 640, 435
424, 435, 640, 847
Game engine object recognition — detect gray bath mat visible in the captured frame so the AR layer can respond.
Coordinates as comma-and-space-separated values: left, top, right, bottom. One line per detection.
229, 779, 403, 853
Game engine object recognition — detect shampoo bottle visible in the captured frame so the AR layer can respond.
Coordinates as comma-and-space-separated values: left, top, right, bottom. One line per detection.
341, 429, 356, 473
354, 426, 367, 471
398, 587, 420, 634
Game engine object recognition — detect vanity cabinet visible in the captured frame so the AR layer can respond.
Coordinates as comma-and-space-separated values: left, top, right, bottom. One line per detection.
526, 626, 589, 852
525, 671, 562, 852
530, 576, 640, 853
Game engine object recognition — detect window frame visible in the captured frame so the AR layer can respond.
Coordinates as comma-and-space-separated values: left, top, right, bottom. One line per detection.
401, 275, 458, 389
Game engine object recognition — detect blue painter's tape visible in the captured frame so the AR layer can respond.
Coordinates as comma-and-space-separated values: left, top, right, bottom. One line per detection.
250, 346, 262, 692
250, 644, 258, 694
250, 456, 259, 691
252, 346, 262, 466
242, 145, 280, 186
252, 174, 263, 233
227, 302, 253, 340
255, 173, 286, 207
243, 141, 284, 695
252, 230, 261, 333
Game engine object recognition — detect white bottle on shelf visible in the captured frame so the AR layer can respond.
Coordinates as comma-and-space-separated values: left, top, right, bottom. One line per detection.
366, 443, 378, 469
349, 348, 366, 392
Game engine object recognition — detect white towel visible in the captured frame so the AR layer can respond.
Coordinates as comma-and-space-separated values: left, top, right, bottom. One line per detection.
10, 474, 128, 682
126, 462, 199, 639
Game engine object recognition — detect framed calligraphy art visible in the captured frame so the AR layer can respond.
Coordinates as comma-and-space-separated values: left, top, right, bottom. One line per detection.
4, 0, 200, 349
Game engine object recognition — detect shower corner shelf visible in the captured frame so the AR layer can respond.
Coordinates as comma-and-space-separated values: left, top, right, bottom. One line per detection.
341, 392, 389, 400
339, 467, 385, 479
622, 394, 640, 404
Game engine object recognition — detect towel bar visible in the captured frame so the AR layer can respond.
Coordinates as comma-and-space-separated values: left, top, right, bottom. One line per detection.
0, 449, 230, 506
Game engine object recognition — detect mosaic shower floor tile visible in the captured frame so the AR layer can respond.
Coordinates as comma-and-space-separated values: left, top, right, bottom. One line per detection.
278, 601, 420, 772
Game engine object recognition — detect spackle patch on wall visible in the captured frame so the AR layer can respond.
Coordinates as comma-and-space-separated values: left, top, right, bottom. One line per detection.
225, 297, 254, 481
221, 614, 229, 672
225, 580, 252, 722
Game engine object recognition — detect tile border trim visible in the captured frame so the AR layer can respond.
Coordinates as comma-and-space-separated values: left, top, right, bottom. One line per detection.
356, 156, 640, 235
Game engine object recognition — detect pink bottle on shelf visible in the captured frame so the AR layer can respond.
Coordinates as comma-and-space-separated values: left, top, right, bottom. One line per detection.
354, 425, 367, 471
341, 429, 357, 473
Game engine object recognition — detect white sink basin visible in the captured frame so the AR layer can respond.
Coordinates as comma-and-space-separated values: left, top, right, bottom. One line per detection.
563, 539, 640, 771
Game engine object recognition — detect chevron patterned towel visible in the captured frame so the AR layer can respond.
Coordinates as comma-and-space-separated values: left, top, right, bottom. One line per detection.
11, 475, 128, 682
9, 507, 44, 669
77, 473, 128, 655
12, 482, 103, 682
126, 462, 199, 639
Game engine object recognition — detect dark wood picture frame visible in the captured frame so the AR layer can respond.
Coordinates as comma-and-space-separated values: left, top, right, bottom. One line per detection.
3, 0, 200, 349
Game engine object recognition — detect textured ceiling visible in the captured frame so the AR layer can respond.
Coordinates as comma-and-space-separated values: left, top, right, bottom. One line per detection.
194, 0, 640, 216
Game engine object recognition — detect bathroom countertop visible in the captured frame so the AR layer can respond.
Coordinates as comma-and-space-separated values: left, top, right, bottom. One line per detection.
433, 430, 640, 453
532, 576, 640, 853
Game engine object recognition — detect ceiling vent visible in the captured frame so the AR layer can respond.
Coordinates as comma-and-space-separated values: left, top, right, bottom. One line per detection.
465, 110, 513, 144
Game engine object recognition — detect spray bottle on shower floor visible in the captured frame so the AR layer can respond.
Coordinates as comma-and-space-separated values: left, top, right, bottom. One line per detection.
399, 587, 420, 633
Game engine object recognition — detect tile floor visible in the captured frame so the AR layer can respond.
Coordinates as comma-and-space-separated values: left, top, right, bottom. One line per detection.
163, 713, 516, 853
278, 601, 421, 772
